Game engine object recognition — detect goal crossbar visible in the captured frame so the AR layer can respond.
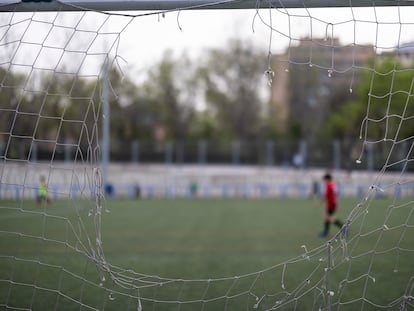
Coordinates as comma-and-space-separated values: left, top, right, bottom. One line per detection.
1, 0, 413, 12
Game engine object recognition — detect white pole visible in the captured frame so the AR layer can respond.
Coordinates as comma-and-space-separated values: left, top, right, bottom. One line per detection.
101, 59, 110, 190
1, 0, 412, 12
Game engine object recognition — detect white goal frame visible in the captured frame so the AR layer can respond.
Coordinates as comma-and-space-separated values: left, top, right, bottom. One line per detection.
1, 0, 414, 12
1, 0, 413, 310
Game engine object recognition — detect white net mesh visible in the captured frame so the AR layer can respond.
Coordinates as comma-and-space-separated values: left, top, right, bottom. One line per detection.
0, 2, 413, 310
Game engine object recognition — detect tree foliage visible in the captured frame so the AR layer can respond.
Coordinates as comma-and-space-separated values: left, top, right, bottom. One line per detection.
324, 56, 414, 142
199, 40, 268, 140
360, 57, 414, 141
143, 51, 197, 141
5, 41, 412, 159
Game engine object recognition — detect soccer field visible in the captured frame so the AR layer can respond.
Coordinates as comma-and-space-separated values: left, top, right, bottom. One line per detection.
0, 198, 413, 310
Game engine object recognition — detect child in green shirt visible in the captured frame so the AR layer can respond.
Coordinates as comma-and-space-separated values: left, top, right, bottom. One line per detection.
37, 176, 51, 206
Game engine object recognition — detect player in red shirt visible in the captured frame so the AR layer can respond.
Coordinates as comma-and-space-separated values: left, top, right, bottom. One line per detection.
319, 173, 343, 237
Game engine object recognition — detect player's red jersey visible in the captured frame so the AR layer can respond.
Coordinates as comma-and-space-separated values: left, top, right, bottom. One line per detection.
325, 180, 337, 212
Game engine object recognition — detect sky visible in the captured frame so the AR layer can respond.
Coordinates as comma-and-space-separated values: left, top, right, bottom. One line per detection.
112, 6, 414, 77
2, 5, 414, 81
116, 9, 276, 76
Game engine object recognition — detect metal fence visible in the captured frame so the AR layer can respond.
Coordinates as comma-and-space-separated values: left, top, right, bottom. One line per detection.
4, 139, 413, 172
110, 139, 412, 172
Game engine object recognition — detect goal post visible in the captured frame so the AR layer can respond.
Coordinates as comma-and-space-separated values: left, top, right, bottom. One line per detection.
0, 0, 413, 310
1, 0, 414, 12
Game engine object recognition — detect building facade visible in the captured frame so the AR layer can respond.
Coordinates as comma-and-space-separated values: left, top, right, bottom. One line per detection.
270, 37, 375, 140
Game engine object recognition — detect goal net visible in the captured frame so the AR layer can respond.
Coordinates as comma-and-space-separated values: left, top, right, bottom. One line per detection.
0, 0, 413, 310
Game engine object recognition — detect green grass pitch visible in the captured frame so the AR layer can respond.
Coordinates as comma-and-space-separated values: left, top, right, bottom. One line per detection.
0, 198, 412, 310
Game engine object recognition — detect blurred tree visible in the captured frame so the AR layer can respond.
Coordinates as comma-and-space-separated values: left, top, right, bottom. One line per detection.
187, 110, 219, 140
359, 57, 414, 142
198, 39, 269, 141
108, 66, 160, 141
324, 56, 414, 142
143, 51, 197, 142
322, 56, 414, 170
325, 100, 364, 140
0, 68, 27, 132
106, 67, 137, 142
0, 68, 31, 159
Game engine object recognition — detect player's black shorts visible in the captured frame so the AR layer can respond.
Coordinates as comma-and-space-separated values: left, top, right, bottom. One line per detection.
327, 209, 336, 216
